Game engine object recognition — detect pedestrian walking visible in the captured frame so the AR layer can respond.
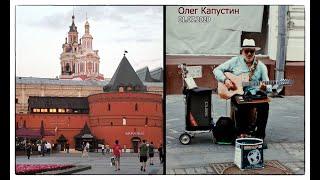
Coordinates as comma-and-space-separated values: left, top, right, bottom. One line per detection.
123, 144, 126, 153
25, 142, 32, 160
41, 142, 46, 157
148, 142, 155, 165
112, 140, 122, 171
46, 142, 51, 155
82, 142, 90, 158
65, 143, 70, 153
81, 142, 85, 154
37, 144, 41, 155
101, 144, 105, 155
158, 143, 163, 163
139, 140, 148, 172
106, 144, 110, 154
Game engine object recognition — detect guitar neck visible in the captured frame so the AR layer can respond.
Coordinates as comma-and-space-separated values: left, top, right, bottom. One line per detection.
243, 80, 286, 87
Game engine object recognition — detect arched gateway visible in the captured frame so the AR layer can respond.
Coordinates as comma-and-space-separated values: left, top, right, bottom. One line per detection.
131, 137, 141, 153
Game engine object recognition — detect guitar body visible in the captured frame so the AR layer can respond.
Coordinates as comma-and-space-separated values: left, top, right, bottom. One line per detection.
217, 72, 293, 99
217, 72, 249, 99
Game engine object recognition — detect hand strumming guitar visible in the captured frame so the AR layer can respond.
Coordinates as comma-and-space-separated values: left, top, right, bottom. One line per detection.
259, 82, 267, 92
224, 78, 236, 90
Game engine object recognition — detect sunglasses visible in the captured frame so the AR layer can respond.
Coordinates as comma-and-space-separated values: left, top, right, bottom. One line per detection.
244, 49, 255, 54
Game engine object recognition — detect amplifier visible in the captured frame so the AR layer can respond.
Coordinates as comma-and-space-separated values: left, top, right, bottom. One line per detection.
185, 87, 213, 131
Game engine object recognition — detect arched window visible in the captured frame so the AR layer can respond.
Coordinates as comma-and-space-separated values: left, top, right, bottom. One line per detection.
66, 63, 70, 72
88, 62, 93, 73
122, 117, 126, 126
119, 87, 124, 92
135, 103, 138, 111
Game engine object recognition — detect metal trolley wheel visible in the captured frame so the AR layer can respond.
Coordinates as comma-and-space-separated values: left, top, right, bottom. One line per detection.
179, 133, 191, 145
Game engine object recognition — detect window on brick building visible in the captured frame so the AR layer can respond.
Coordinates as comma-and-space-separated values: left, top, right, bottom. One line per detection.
145, 117, 148, 126
41, 109, 48, 113
32, 108, 40, 113
58, 108, 65, 113
135, 103, 138, 111
49, 108, 57, 113
108, 104, 111, 111
16, 98, 18, 104
122, 117, 126, 126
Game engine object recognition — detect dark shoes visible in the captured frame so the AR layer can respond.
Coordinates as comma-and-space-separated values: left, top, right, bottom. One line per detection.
140, 166, 143, 171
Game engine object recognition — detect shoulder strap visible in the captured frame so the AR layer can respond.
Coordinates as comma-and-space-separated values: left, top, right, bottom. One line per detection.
248, 59, 259, 81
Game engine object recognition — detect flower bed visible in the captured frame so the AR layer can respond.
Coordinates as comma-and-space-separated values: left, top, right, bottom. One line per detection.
16, 164, 75, 175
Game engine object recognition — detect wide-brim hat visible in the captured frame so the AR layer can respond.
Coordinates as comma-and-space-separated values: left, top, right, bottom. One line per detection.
241, 39, 261, 51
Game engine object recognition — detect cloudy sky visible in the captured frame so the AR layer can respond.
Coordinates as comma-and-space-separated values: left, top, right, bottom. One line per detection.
15, 6, 163, 78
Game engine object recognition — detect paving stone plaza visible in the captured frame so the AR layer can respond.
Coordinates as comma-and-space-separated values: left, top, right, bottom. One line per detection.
166, 94, 305, 174
16, 151, 163, 174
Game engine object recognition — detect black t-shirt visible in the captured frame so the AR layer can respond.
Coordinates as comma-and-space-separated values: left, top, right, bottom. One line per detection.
149, 145, 154, 154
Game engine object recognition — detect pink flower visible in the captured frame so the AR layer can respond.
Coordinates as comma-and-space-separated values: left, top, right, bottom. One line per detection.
16, 164, 75, 174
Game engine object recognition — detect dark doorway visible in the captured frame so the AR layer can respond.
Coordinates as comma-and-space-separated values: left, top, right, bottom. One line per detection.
56, 134, 68, 151
131, 137, 141, 153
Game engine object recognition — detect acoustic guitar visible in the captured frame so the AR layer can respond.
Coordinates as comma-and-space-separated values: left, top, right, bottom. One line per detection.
217, 72, 294, 99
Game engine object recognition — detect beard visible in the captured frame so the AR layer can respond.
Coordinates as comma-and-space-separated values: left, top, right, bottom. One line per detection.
245, 55, 254, 62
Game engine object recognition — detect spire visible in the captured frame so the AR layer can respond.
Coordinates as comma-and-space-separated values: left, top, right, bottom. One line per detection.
72, 7, 75, 23
69, 12, 77, 32
85, 12, 90, 34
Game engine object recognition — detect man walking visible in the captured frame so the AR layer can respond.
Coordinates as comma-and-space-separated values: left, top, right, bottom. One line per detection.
46, 142, 51, 155
101, 144, 105, 155
158, 143, 163, 163
139, 140, 148, 172
65, 142, 70, 153
25, 142, 32, 160
148, 142, 155, 165
112, 140, 122, 171
41, 141, 46, 157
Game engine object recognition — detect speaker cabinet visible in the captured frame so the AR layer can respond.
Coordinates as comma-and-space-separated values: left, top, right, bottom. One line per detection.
185, 87, 213, 131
